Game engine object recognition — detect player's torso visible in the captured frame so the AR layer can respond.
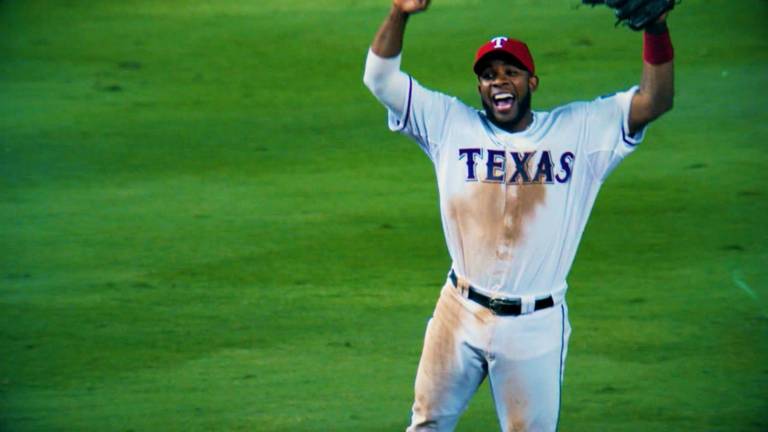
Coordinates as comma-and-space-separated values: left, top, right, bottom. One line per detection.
434, 106, 600, 296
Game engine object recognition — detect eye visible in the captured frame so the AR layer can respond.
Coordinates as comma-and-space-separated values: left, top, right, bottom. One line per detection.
480, 70, 495, 81
505, 67, 520, 77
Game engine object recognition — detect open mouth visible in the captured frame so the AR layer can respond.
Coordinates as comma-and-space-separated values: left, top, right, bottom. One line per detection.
492, 92, 516, 112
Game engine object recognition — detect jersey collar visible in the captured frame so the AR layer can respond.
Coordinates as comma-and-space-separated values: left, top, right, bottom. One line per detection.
478, 110, 539, 148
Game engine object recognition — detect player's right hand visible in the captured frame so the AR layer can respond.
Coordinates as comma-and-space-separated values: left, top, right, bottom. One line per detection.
394, 0, 431, 14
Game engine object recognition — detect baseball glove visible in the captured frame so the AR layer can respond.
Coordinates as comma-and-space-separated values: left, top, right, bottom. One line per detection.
583, 0, 678, 31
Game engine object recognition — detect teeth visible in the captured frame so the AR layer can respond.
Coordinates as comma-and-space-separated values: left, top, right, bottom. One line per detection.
493, 93, 515, 101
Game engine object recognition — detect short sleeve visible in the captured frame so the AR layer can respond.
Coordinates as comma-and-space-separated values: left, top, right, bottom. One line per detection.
583, 86, 647, 181
388, 76, 456, 161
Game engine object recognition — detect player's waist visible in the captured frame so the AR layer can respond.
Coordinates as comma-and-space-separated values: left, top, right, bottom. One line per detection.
448, 269, 566, 316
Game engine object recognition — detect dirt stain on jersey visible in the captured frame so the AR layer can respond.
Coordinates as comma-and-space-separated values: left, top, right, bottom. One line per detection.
449, 179, 546, 271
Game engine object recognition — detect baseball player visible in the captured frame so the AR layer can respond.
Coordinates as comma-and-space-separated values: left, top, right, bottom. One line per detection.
363, 0, 675, 430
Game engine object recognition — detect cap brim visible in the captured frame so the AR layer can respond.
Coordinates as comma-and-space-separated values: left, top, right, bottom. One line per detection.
473, 51, 531, 75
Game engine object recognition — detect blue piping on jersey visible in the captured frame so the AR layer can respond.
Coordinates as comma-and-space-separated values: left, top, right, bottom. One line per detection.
399, 75, 413, 131
621, 125, 639, 147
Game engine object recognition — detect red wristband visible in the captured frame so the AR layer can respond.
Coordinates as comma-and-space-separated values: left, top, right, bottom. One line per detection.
643, 28, 673, 65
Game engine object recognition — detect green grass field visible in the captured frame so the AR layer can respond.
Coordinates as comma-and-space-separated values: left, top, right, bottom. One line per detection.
1, 0, 766, 430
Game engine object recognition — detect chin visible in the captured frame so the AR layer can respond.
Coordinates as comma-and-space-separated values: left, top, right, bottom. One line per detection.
486, 107, 521, 128
493, 110, 518, 124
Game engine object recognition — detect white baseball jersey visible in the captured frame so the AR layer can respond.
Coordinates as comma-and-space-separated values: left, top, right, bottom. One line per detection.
364, 50, 646, 301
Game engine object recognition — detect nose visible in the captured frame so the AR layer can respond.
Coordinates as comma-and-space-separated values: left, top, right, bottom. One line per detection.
491, 74, 511, 88
491, 69, 510, 85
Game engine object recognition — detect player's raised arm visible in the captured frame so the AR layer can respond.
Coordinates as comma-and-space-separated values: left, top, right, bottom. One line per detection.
363, 0, 430, 117
370, 0, 431, 58
627, 14, 675, 135
584, 0, 676, 135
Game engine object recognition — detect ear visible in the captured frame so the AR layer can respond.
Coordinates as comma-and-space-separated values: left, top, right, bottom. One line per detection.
528, 75, 539, 92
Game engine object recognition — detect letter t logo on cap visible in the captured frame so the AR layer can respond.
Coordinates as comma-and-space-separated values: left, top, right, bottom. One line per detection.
491, 36, 509, 49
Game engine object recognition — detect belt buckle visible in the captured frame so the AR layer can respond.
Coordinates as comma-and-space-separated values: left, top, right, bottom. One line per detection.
488, 297, 502, 315
488, 297, 520, 315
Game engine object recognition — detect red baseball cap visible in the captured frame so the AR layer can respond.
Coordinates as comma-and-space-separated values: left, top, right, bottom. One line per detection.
473, 36, 535, 76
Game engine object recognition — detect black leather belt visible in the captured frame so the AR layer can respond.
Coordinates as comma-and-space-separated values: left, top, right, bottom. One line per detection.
449, 270, 555, 316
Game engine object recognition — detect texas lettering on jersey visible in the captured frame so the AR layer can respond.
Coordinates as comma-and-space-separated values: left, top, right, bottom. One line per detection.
458, 148, 575, 185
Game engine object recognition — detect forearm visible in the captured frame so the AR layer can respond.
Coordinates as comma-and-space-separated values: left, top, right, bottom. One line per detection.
371, 6, 410, 58
639, 23, 674, 114
629, 22, 675, 133
364, 4, 415, 116
638, 59, 674, 118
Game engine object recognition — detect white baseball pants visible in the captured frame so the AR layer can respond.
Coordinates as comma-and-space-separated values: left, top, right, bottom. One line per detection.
406, 282, 571, 432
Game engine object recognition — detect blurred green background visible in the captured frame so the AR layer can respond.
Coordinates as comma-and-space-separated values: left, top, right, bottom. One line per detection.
1, 0, 766, 430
